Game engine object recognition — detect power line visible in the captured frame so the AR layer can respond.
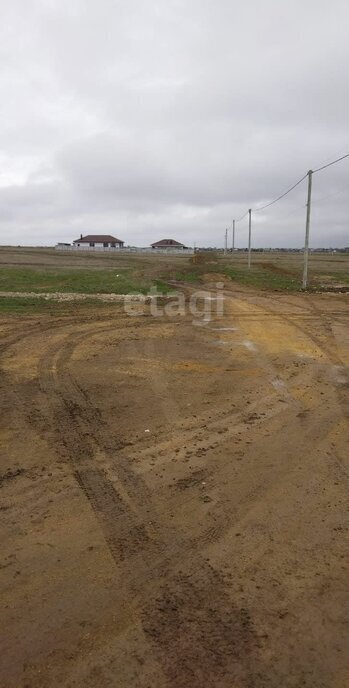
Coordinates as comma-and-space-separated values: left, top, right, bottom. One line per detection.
252, 173, 308, 213
229, 150, 349, 271
312, 148, 348, 171
235, 210, 249, 223
228, 149, 349, 289
313, 153, 349, 174
231, 151, 349, 223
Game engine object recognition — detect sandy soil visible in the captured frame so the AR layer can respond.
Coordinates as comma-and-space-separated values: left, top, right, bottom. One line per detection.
0, 284, 348, 688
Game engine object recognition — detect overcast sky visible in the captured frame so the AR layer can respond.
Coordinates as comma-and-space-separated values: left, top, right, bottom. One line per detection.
1, 0, 348, 248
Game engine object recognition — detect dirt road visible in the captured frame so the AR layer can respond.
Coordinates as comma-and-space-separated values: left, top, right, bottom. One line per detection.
1, 285, 348, 687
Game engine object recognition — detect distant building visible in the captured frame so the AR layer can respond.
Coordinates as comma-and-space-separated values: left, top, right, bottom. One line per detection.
151, 239, 187, 249
56, 235, 193, 253
73, 234, 124, 248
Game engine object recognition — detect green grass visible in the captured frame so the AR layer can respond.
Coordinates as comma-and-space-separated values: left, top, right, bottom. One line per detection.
0, 266, 174, 313
220, 265, 300, 291
174, 271, 201, 283
173, 257, 349, 291
170, 262, 300, 291
0, 297, 114, 315
0, 253, 347, 311
0, 267, 172, 295
323, 271, 349, 285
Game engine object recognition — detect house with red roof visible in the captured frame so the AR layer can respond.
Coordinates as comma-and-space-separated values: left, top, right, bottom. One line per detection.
150, 239, 187, 249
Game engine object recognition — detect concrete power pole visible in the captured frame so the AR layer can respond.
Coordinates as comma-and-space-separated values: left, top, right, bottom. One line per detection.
232, 219, 235, 252
224, 228, 228, 255
248, 209, 252, 269
302, 170, 313, 289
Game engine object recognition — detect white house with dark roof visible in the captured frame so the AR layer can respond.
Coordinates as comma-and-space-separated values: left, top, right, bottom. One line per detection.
72, 234, 124, 249
56, 235, 193, 253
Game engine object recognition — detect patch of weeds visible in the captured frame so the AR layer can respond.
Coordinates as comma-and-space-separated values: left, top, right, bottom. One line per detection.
0, 297, 114, 315
222, 266, 300, 291
0, 267, 154, 294
174, 271, 202, 283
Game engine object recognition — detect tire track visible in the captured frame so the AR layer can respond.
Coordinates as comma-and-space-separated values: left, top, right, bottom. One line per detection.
33, 321, 268, 681
35, 323, 164, 571
33, 318, 289, 581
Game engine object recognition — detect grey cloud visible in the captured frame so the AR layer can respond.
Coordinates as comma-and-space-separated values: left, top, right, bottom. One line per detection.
0, 0, 348, 247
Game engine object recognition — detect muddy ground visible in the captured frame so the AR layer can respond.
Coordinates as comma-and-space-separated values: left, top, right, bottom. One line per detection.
0, 283, 348, 687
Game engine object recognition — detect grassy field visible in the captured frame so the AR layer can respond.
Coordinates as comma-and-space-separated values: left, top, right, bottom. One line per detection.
0, 266, 170, 295
0, 247, 348, 313
174, 262, 300, 291
173, 251, 349, 291
0, 296, 121, 315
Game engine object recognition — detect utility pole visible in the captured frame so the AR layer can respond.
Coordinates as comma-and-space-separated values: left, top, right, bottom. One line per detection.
224, 228, 228, 255
302, 170, 313, 289
248, 209, 252, 268
232, 219, 235, 252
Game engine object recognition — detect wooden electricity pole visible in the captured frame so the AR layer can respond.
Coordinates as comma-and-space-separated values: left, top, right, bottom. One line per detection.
248, 209, 252, 268
302, 170, 313, 289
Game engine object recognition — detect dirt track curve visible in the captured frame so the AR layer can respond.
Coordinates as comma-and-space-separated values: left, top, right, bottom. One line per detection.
0, 284, 348, 688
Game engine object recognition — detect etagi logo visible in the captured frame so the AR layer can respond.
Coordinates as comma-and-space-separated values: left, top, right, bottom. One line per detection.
124, 283, 225, 325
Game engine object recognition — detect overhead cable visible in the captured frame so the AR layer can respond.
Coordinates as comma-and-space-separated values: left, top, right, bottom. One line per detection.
252, 174, 308, 213
232, 150, 349, 226
313, 153, 349, 174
